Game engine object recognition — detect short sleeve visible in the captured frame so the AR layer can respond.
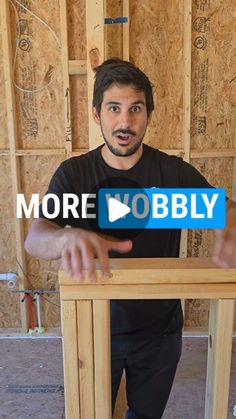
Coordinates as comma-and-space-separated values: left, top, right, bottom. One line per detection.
38, 161, 73, 227
178, 159, 213, 189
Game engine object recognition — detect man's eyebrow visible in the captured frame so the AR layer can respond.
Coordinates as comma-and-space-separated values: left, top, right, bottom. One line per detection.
105, 100, 145, 106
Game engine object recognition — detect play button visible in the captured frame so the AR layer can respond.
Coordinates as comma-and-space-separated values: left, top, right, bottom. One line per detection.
108, 197, 131, 222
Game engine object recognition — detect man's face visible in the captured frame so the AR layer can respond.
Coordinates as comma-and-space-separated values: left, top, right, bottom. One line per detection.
93, 84, 149, 157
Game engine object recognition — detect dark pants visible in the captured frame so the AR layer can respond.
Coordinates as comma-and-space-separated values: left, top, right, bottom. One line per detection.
111, 329, 182, 419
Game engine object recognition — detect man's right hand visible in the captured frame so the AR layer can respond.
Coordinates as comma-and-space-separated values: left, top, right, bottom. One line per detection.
24, 218, 132, 282
60, 228, 132, 282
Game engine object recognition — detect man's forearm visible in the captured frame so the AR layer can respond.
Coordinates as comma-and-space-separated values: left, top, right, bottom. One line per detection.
24, 218, 69, 260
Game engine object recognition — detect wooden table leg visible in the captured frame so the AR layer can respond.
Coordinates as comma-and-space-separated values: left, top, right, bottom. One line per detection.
77, 300, 95, 418
205, 299, 235, 419
93, 300, 111, 419
61, 300, 81, 419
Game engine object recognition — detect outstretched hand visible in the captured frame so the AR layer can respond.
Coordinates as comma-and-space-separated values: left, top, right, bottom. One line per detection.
61, 228, 132, 282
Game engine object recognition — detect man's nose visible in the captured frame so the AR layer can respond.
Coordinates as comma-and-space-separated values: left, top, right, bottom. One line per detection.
119, 110, 132, 128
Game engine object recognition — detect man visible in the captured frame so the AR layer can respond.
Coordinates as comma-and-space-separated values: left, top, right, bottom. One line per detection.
25, 59, 236, 418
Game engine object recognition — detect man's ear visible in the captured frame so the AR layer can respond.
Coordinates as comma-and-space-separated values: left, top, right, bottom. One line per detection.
92, 107, 100, 125
147, 111, 152, 125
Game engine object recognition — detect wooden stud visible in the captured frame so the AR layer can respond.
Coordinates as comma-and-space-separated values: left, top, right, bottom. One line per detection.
77, 301, 95, 419
123, 0, 130, 60
86, 0, 105, 150
69, 60, 87, 75
61, 300, 80, 419
205, 299, 235, 419
93, 300, 111, 419
180, 0, 192, 262
1, 0, 28, 331
59, 0, 72, 154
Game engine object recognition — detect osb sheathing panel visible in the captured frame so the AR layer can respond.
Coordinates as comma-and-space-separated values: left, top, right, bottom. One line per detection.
0, 157, 20, 328
21, 155, 64, 327
9, 1, 64, 149
191, 0, 236, 148
70, 75, 88, 149
0, 29, 8, 149
130, 1, 184, 149
106, 0, 123, 59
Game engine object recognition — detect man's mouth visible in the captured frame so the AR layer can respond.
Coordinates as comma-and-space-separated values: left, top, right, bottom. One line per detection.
114, 130, 135, 145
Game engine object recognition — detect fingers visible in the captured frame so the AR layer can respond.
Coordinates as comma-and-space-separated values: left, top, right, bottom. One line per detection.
61, 230, 132, 282
108, 239, 133, 254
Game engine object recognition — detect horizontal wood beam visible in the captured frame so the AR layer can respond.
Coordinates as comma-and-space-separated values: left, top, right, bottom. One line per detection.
60, 283, 236, 300
1, 148, 236, 158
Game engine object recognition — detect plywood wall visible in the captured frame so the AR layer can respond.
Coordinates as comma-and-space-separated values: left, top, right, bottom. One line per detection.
0, 0, 235, 331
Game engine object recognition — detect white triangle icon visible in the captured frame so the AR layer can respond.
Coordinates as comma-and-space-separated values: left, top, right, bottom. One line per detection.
108, 197, 131, 222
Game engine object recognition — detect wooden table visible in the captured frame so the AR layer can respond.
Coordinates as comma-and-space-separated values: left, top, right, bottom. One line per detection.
59, 258, 236, 419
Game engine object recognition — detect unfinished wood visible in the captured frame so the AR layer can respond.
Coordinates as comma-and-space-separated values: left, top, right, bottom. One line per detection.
77, 301, 95, 419
59, 0, 72, 154
1, 0, 28, 331
9, 0, 64, 150
70, 75, 89, 149
59, 266, 235, 418
106, 0, 123, 59
68, 0, 87, 61
130, 1, 184, 149
191, 1, 236, 150
61, 300, 80, 419
86, 0, 105, 149
69, 60, 87, 75
123, 0, 130, 60
93, 300, 111, 419
0, 22, 8, 149
60, 283, 236, 301
205, 299, 235, 419
179, 0, 192, 261
60, 257, 236, 285
191, 148, 236, 158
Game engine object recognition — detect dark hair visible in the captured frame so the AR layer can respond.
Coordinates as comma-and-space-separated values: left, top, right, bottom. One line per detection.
92, 58, 154, 116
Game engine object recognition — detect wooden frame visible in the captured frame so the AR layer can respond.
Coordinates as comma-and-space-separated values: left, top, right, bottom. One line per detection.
59, 257, 236, 419
1, 0, 28, 331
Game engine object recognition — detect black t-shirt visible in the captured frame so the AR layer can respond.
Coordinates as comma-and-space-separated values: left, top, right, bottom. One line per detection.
39, 144, 212, 339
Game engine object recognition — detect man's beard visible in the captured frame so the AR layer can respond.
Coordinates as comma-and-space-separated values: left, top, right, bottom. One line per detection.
101, 128, 144, 157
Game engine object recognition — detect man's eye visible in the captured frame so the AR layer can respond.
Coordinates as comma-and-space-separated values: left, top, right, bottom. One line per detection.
109, 106, 119, 112
131, 106, 141, 113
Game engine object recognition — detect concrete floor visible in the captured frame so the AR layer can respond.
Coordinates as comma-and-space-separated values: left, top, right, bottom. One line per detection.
0, 337, 235, 419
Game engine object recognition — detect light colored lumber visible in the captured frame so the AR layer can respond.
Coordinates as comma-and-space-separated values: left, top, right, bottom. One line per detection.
69, 60, 87, 75
1, 0, 28, 331
61, 300, 80, 419
59, 0, 72, 154
93, 300, 111, 419
191, 148, 236, 158
85, 0, 105, 149
205, 299, 235, 419
59, 257, 236, 285
180, 0, 192, 262
77, 301, 95, 419
2, 147, 236, 158
123, 0, 130, 60
60, 283, 236, 301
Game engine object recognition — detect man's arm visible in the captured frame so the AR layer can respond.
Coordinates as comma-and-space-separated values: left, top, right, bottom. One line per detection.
213, 199, 236, 268
25, 218, 132, 281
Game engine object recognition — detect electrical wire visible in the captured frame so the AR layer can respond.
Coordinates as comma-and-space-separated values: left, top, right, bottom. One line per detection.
41, 294, 61, 309
8, 0, 62, 94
